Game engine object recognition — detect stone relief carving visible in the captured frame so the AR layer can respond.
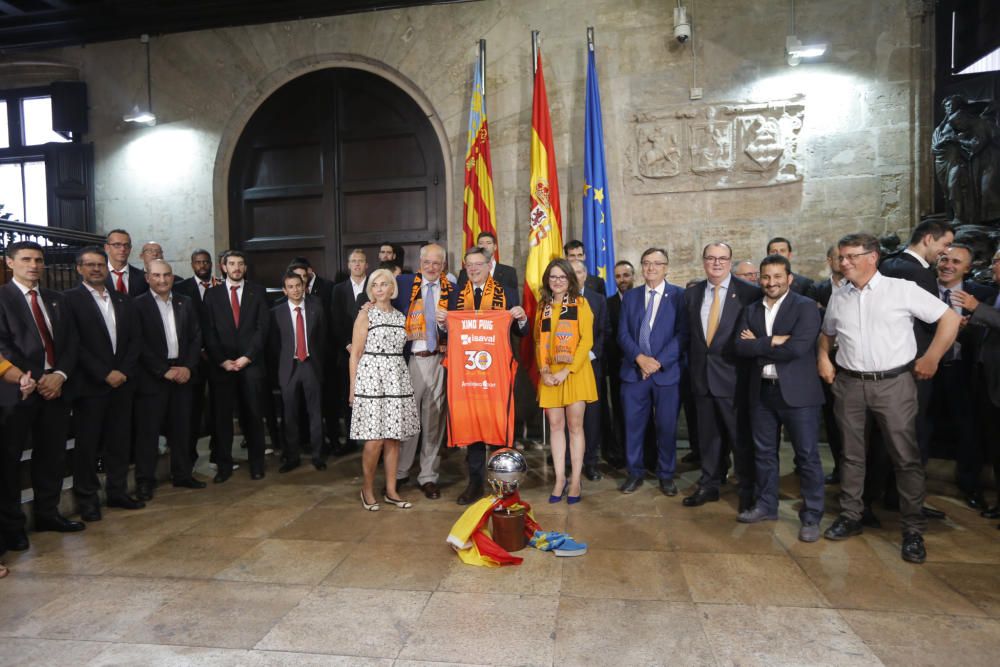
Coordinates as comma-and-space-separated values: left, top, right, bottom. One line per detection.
627, 97, 805, 194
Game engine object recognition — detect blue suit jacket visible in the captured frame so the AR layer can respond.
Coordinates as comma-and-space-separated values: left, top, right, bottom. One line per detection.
617, 282, 687, 386
735, 290, 824, 408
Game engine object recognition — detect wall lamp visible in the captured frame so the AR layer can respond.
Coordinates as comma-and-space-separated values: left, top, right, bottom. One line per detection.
123, 34, 156, 126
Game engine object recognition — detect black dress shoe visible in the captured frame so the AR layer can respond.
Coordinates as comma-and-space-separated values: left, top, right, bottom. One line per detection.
824, 468, 841, 485
107, 495, 146, 510
860, 506, 881, 528
823, 515, 863, 541
921, 506, 946, 520
136, 483, 154, 502
34, 514, 85, 533
313, 460, 327, 471
659, 479, 678, 496
278, 460, 301, 474
963, 493, 986, 511
620, 476, 644, 494
981, 505, 1000, 519
456, 483, 483, 506
682, 488, 720, 507
2, 531, 29, 551
680, 451, 700, 465
79, 506, 102, 522
213, 470, 232, 484
251, 471, 265, 481
583, 465, 603, 481
172, 478, 207, 489
901, 531, 926, 564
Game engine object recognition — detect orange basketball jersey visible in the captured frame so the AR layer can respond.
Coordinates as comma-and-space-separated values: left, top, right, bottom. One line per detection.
445, 310, 517, 448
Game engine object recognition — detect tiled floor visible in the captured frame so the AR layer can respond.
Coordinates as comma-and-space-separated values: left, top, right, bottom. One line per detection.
2, 442, 1000, 666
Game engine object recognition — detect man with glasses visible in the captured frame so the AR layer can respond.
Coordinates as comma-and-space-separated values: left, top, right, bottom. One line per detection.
617, 248, 687, 495
103, 229, 149, 297
732, 260, 759, 285
683, 242, 761, 511
819, 233, 959, 563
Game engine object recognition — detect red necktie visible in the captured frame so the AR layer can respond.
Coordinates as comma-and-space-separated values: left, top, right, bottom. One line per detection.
295, 306, 307, 362
230, 285, 241, 327
112, 270, 126, 293
28, 289, 56, 367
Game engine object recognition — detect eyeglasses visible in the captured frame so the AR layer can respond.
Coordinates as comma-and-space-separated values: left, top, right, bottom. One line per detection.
107, 242, 132, 249
837, 250, 874, 263
80, 262, 105, 270
465, 262, 487, 269
736, 272, 759, 280
641, 261, 668, 268
702, 256, 731, 264
549, 275, 569, 282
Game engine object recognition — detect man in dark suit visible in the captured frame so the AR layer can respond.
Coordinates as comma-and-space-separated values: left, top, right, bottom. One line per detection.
933, 243, 997, 509
813, 245, 846, 484
173, 248, 222, 465
617, 248, 688, 495
955, 248, 1000, 523
564, 240, 608, 295
271, 270, 327, 472
872, 218, 954, 519
604, 260, 634, 468
0, 241, 82, 545
103, 229, 149, 297
65, 246, 144, 520
767, 237, 816, 299
330, 248, 369, 454
457, 231, 519, 294
683, 242, 761, 511
203, 250, 270, 482
735, 255, 825, 541
288, 256, 335, 304
571, 260, 610, 481
134, 259, 207, 500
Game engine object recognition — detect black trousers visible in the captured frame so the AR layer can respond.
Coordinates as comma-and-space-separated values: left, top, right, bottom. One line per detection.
187, 360, 216, 463
211, 368, 267, 475
820, 380, 842, 472
975, 365, 1000, 500
466, 442, 499, 486
135, 380, 194, 485
281, 359, 324, 464
0, 394, 71, 529
73, 386, 134, 504
606, 373, 627, 467
696, 394, 753, 500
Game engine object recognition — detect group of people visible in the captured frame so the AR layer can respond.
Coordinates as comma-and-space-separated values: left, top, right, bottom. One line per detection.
1, 220, 998, 579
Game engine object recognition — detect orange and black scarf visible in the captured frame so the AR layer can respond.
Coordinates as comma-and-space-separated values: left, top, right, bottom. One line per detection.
456, 274, 506, 311
538, 294, 581, 365
404, 273, 452, 342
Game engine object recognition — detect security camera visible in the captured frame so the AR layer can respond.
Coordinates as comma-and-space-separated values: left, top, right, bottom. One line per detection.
673, 5, 691, 43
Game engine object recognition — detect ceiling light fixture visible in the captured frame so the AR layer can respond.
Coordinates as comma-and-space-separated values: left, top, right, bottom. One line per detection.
785, 0, 827, 66
123, 34, 156, 126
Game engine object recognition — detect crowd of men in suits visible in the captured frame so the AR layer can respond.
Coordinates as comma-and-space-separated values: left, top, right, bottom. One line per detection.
1, 222, 998, 567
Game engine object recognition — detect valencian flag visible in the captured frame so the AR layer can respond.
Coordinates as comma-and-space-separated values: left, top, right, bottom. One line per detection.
582, 43, 616, 296
522, 46, 564, 377
462, 47, 498, 257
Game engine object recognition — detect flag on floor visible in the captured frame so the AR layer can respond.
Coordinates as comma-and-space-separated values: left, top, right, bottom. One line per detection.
462, 47, 499, 257
582, 44, 615, 297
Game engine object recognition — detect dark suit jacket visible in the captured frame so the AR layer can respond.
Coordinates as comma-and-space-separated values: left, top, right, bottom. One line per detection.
202, 281, 270, 378
880, 251, 938, 355
308, 275, 335, 307
617, 282, 687, 386
270, 295, 326, 387
0, 282, 78, 406
584, 275, 607, 297
970, 299, 1000, 406
64, 285, 141, 398
458, 262, 519, 294
813, 278, 836, 310
104, 263, 149, 297
788, 272, 816, 300
735, 290, 824, 408
134, 291, 203, 394
582, 288, 609, 371
685, 277, 760, 398
607, 291, 625, 378
330, 277, 368, 358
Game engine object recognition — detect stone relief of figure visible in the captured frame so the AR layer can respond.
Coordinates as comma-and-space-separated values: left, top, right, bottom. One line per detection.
689, 107, 732, 173
932, 94, 1000, 226
638, 126, 681, 178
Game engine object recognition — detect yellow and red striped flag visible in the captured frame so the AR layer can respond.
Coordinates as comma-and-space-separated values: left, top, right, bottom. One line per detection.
522, 47, 564, 377
462, 48, 498, 256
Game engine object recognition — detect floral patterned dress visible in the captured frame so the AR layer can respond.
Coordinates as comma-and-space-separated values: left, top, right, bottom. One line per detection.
350, 306, 420, 441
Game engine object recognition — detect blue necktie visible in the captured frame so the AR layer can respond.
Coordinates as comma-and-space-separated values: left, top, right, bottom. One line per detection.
424, 282, 437, 351
639, 289, 655, 356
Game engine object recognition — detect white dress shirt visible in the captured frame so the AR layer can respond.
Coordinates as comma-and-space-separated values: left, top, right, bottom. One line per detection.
84, 283, 117, 354
643, 280, 667, 328
903, 248, 930, 269
350, 277, 365, 300
13, 278, 58, 372
822, 272, 949, 372
226, 279, 244, 306
108, 262, 131, 291
287, 299, 309, 358
700, 275, 731, 337
153, 292, 180, 359
761, 291, 790, 379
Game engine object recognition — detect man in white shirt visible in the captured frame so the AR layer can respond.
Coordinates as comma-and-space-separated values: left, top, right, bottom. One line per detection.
818, 232, 960, 563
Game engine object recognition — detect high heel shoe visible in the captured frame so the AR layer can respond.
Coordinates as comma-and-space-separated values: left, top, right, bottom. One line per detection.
567, 481, 583, 505
360, 490, 380, 511
548, 482, 568, 504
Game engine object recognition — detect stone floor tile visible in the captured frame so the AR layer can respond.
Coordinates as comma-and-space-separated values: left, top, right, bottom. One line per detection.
907, 525, 1000, 565
108, 536, 260, 579
182, 504, 309, 538
0, 573, 82, 630
553, 597, 716, 666
438, 545, 563, 596
90, 503, 230, 537
680, 553, 828, 607
365, 511, 462, 546
214, 539, 354, 585
321, 542, 453, 591
5, 532, 168, 575
396, 591, 557, 666
559, 548, 689, 601
665, 517, 789, 555
126, 580, 311, 649
232, 483, 336, 509
840, 610, 1000, 667
773, 521, 899, 561
85, 643, 394, 666
255, 587, 430, 657
564, 513, 672, 551
273, 507, 380, 542
925, 562, 1000, 618
698, 604, 881, 666
0, 637, 111, 666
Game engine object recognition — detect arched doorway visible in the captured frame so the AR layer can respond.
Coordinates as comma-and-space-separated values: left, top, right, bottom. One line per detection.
228, 67, 446, 285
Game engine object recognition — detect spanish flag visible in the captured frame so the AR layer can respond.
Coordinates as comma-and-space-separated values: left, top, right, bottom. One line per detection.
522, 47, 564, 378
462, 48, 498, 257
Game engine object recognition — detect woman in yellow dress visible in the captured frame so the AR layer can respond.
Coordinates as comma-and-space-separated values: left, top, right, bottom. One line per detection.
0, 354, 37, 579
534, 258, 598, 504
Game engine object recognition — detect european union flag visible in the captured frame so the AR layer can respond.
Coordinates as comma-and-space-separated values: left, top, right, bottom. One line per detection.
582, 44, 615, 297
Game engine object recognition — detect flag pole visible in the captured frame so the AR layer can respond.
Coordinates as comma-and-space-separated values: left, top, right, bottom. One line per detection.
479, 39, 487, 116
587, 26, 594, 52
531, 30, 539, 75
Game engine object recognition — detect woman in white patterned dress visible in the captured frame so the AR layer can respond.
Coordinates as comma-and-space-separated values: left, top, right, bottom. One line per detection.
349, 269, 420, 511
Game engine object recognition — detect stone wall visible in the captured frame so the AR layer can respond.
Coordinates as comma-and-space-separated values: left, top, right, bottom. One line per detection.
0, 0, 933, 283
